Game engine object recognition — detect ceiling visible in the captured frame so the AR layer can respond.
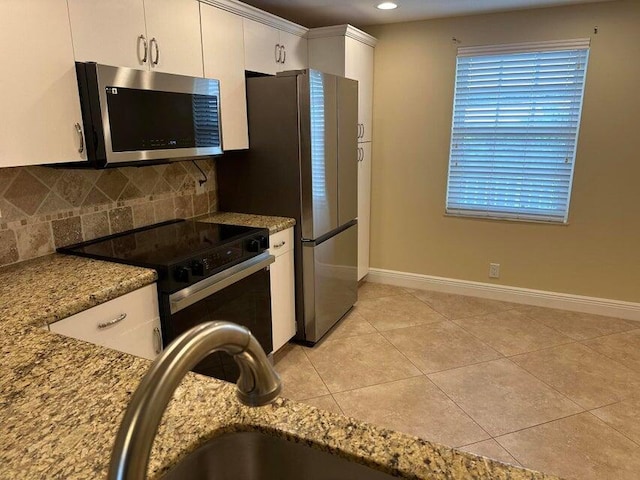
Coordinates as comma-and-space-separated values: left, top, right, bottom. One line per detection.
241, 0, 615, 28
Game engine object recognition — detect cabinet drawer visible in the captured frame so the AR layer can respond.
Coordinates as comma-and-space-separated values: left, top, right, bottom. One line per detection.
268, 228, 293, 256
50, 284, 159, 351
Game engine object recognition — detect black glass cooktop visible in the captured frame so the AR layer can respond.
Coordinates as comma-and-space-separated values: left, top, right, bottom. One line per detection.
59, 219, 263, 268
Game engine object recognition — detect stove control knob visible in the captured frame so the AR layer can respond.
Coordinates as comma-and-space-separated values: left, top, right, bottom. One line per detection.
257, 235, 268, 249
190, 260, 205, 276
173, 266, 190, 283
246, 238, 260, 252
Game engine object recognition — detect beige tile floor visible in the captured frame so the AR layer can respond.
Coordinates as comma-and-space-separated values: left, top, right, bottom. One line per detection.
273, 282, 640, 480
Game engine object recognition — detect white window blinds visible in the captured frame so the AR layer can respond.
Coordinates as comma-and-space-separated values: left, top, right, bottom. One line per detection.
446, 39, 590, 223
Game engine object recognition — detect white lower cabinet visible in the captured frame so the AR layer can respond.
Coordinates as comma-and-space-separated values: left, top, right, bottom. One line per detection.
268, 228, 296, 352
49, 284, 162, 360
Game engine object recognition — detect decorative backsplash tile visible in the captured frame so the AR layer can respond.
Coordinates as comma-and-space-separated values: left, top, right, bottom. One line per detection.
0, 159, 217, 268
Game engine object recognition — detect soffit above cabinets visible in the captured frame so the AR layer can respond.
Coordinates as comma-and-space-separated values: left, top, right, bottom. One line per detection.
238, 0, 617, 28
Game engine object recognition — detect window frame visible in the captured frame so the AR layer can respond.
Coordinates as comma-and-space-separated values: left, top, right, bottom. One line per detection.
445, 39, 591, 224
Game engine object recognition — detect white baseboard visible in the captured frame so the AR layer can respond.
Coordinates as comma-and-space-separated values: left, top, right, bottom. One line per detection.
366, 268, 640, 322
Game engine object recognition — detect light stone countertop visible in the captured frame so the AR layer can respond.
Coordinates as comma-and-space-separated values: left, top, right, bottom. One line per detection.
0, 253, 559, 479
195, 211, 296, 234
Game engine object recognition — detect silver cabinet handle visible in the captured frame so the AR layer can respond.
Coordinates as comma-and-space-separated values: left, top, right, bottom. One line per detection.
275, 43, 281, 63
273, 241, 286, 249
138, 34, 148, 63
150, 37, 159, 65
98, 313, 127, 329
153, 326, 162, 354
281, 45, 286, 64
75, 123, 84, 154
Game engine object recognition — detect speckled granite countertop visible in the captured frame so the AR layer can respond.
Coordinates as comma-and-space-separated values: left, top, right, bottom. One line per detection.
0, 254, 157, 330
0, 254, 557, 479
196, 211, 295, 234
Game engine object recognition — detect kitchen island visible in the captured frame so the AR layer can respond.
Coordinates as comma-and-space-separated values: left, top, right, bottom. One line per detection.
0, 253, 557, 479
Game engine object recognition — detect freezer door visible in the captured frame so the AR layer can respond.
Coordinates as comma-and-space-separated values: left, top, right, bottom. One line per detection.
299, 70, 339, 240
337, 76, 359, 225
302, 222, 357, 343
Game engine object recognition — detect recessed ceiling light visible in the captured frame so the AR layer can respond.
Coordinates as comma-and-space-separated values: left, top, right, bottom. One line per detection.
377, 2, 398, 10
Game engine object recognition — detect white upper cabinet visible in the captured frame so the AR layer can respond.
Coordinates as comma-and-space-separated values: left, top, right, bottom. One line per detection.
243, 18, 281, 75
144, 0, 204, 77
67, 0, 203, 77
67, 0, 147, 70
201, 3, 248, 150
279, 30, 308, 71
0, 0, 85, 167
346, 37, 374, 143
308, 26, 376, 143
243, 18, 307, 75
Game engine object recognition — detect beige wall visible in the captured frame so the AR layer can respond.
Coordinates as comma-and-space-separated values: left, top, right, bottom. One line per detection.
366, 0, 640, 302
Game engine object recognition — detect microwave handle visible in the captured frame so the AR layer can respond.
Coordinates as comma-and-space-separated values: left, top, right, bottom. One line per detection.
169, 252, 274, 315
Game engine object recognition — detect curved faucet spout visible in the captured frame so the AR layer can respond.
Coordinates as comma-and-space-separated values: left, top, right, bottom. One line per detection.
107, 321, 281, 480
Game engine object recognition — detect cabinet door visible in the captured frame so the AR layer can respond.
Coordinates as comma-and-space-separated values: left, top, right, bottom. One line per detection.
144, 0, 204, 77
67, 0, 148, 70
0, 0, 85, 167
345, 38, 374, 143
357, 143, 372, 281
49, 284, 161, 359
269, 228, 296, 352
278, 31, 308, 71
243, 18, 280, 75
201, 4, 248, 150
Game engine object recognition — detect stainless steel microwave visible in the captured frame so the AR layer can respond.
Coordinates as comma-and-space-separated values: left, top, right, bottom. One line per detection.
75, 62, 222, 168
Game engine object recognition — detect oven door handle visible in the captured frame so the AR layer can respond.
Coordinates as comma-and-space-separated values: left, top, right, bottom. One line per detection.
169, 252, 275, 315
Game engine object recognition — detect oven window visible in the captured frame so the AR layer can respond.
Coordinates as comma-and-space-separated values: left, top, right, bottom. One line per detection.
165, 268, 272, 382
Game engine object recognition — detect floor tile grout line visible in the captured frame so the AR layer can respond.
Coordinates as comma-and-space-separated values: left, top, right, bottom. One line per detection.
426, 355, 587, 427
323, 372, 424, 396
456, 439, 523, 467
584, 409, 640, 448
498, 357, 588, 412
298, 343, 335, 397
505, 347, 640, 412
404, 289, 520, 322
576, 336, 640, 374
378, 333, 494, 441
446, 314, 577, 359
492, 409, 587, 440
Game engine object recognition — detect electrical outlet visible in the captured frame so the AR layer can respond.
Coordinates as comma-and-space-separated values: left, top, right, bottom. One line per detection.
195, 179, 207, 195
489, 263, 500, 279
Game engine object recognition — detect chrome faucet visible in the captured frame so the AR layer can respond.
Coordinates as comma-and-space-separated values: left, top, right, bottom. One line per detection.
107, 321, 282, 480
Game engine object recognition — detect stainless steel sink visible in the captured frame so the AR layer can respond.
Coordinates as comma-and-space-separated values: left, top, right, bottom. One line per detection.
162, 431, 398, 480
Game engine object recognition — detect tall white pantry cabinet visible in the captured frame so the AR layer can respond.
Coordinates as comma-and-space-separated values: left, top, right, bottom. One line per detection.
308, 26, 377, 281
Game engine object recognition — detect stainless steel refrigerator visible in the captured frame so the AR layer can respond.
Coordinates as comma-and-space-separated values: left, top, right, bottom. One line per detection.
217, 69, 358, 344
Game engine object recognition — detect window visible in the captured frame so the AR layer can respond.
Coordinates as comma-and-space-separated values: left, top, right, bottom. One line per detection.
446, 39, 590, 223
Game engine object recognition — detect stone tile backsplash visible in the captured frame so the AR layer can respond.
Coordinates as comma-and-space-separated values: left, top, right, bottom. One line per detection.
0, 159, 217, 267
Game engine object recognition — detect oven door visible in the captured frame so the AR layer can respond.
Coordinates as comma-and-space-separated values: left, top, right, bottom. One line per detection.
164, 252, 274, 382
